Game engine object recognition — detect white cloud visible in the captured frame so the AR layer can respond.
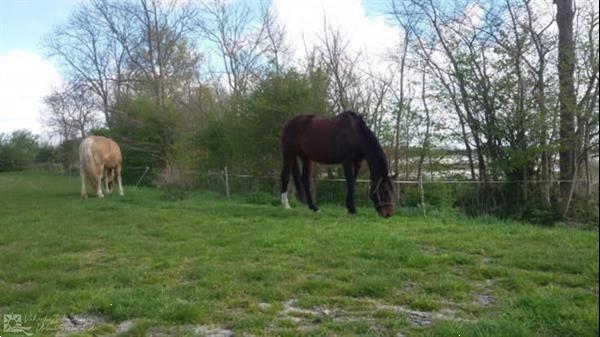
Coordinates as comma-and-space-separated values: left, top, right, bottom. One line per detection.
274, 0, 398, 70
0, 50, 62, 138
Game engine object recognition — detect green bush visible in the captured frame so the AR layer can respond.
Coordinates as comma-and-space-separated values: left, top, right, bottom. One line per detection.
0, 130, 41, 171
108, 97, 169, 185
34, 144, 58, 163
569, 193, 599, 229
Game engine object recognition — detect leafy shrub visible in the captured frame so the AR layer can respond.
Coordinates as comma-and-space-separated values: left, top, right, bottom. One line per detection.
569, 192, 599, 229
0, 130, 41, 171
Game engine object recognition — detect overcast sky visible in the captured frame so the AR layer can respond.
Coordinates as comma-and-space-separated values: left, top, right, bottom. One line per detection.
0, 0, 399, 141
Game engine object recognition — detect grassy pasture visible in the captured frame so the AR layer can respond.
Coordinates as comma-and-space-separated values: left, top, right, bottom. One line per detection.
0, 171, 598, 337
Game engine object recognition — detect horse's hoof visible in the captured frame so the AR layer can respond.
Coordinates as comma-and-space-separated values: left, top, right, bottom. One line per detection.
81, 194, 88, 199
97, 193, 104, 198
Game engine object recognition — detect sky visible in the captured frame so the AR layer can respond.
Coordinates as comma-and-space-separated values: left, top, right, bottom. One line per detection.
0, 0, 399, 140
0, 0, 80, 138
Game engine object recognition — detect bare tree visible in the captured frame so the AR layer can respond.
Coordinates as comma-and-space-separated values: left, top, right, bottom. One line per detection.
390, 0, 419, 177
43, 83, 101, 142
359, 68, 394, 140
46, 0, 199, 121
92, 0, 199, 107
521, 0, 556, 207
402, 0, 482, 182
316, 20, 363, 113
45, 2, 124, 124
261, 3, 291, 75
416, 70, 433, 182
574, 3, 600, 197
196, 0, 268, 104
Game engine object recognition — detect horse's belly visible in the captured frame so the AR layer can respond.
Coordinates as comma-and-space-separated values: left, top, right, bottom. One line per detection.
300, 143, 350, 164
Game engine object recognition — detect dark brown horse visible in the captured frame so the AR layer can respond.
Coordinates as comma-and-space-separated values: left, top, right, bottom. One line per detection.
280, 111, 395, 217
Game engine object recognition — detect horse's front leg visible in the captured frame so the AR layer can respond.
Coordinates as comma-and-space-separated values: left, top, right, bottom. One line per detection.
301, 158, 319, 212
343, 162, 357, 214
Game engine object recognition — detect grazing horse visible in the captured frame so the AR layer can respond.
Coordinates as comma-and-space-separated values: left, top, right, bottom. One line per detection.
280, 111, 395, 217
79, 136, 124, 198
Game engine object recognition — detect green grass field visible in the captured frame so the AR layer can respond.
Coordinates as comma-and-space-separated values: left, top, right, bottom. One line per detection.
0, 171, 598, 337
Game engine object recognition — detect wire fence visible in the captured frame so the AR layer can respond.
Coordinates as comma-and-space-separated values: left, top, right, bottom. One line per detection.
46, 163, 596, 217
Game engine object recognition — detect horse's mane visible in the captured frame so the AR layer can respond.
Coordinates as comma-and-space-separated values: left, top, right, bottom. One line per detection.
342, 111, 390, 176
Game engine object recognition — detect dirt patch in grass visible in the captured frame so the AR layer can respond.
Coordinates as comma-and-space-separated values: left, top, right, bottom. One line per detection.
375, 303, 469, 326
472, 279, 497, 308
56, 316, 235, 337
53, 294, 490, 336
269, 297, 477, 333
56, 315, 107, 336
148, 324, 234, 337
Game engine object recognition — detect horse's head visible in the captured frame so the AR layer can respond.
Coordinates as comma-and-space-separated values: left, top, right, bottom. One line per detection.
370, 176, 395, 218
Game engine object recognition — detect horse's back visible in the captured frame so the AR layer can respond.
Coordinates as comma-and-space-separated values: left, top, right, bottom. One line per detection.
281, 112, 361, 164
80, 136, 122, 168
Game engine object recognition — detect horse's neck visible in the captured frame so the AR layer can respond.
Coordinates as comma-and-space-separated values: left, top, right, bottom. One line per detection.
363, 148, 388, 181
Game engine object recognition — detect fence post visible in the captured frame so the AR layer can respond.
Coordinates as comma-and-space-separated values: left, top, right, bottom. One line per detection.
135, 166, 150, 189
419, 174, 426, 216
224, 166, 230, 197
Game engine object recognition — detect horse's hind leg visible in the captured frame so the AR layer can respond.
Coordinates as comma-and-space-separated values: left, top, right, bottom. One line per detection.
301, 157, 319, 212
103, 169, 110, 195
80, 167, 88, 199
280, 154, 294, 209
117, 164, 124, 196
291, 158, 306, 202
95, 164, 105, 198
105, 168, 115, 195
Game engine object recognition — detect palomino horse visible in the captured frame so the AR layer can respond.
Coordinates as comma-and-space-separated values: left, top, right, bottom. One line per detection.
280, 111, 395, 217
79, 136, 124, 198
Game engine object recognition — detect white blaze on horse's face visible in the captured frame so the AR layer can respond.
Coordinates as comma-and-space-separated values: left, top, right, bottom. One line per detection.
281, 192, 291, 209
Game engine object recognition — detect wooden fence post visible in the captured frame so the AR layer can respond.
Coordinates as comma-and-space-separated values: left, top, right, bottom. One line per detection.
135, 166, 150, 189
224, 166, 230, 197
419, 174, 426, 216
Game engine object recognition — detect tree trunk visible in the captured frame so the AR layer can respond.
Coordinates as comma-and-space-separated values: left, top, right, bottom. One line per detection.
394, 29, 410, 177
555, 0, 577, 218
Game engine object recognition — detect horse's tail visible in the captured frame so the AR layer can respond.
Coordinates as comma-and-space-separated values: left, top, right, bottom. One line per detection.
291, 158, 306, 203
79, 137, 98, 186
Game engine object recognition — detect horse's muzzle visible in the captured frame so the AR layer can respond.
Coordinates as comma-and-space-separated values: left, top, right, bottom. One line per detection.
377, 204, 395, 218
